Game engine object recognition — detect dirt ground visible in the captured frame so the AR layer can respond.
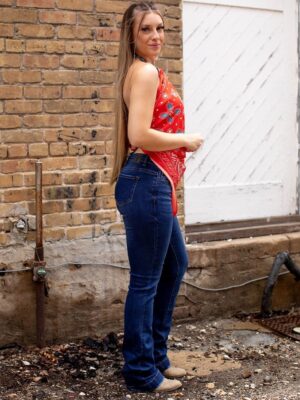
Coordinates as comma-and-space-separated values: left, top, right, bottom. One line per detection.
0, 312, 300, 400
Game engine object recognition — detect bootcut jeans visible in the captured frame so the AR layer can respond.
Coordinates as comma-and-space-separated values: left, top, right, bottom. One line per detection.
114, 152, 189, 392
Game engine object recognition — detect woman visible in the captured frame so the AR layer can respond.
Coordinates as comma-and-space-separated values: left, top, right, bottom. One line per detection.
110, 1, 203, 393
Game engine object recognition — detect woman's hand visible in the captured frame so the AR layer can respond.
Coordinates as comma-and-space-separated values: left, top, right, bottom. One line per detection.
183, 133, 204, 152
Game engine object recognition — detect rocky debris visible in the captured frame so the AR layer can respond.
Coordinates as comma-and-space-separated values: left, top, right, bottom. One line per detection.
0, 314, 300, 400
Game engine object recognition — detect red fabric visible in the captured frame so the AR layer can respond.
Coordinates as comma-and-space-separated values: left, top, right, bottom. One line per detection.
131, 68, 186, 216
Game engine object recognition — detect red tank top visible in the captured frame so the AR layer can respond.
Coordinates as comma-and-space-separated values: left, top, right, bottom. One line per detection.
130, 68, 186, 216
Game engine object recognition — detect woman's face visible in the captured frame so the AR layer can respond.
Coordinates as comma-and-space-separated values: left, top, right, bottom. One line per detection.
133, 11, 164, 63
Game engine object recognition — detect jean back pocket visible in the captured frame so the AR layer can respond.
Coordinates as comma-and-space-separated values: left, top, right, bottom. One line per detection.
115, 174, 140, 213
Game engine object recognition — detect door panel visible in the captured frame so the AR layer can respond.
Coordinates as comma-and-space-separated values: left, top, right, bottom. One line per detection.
183, 0, 298, 224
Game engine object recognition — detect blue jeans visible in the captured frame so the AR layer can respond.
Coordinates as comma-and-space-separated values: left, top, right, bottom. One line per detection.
114, 152, 189, 392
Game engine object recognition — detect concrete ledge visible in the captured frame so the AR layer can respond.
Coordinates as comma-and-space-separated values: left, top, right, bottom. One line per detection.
0, 233, 300, 346
181, 233, 300, 320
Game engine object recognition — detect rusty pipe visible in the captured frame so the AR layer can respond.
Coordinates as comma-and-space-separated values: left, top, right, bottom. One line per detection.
35, 161, 43, 262
34, 160, 46, 348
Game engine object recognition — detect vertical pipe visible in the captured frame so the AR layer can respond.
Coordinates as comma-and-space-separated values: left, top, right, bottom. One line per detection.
35, 161, 43, 262
35, 160, 45, 348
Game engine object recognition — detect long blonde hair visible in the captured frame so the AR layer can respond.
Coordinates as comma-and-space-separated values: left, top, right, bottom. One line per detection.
110, 1, 163, 185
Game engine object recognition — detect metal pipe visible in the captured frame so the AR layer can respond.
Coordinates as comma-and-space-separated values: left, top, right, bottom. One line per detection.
34, 161, 46, 348
261, 251, 300, 317
35, 161, 43, 262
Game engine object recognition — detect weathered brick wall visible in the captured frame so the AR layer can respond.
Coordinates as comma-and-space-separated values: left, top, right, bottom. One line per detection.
0, 0, 184, 265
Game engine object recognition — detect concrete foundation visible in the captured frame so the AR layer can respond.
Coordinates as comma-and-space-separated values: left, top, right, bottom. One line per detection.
0, 233, 300, 347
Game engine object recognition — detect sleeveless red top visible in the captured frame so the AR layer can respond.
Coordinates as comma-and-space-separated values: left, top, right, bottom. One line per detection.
131, 68, 186, 216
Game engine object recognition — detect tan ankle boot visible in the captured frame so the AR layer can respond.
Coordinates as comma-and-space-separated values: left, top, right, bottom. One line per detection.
153, 378, 182, 392
163, 366, 187, 378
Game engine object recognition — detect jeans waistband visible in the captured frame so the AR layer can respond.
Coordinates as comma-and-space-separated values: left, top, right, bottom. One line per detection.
126, 152, 160, 172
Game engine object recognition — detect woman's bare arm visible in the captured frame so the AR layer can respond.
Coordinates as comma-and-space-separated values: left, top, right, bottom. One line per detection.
127, 63, 190, 151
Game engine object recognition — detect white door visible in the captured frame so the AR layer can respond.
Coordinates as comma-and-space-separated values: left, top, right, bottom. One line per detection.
183, 0, 298, 224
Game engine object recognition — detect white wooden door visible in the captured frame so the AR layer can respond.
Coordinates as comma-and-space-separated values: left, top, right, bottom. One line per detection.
183, 0, 298, 224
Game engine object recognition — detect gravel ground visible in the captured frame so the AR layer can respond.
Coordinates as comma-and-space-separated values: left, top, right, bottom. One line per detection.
0, 312, 300, 400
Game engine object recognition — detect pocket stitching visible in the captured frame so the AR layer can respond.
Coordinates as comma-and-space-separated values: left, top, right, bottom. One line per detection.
115, 175, 140, 207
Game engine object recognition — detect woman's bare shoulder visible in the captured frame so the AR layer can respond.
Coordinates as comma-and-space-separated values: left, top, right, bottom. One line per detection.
129, 61, 159, 87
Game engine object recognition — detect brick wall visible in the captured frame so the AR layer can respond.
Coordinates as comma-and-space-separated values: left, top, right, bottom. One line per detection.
0, 0, 184, 261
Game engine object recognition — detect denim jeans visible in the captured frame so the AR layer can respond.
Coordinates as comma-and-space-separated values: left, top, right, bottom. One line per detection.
114, 152, 189, 392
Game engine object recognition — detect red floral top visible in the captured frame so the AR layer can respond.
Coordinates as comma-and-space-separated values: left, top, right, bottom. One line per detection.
131, 68, 186, 216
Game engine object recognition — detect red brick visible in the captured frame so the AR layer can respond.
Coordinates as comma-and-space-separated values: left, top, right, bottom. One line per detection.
16, 23, 55, 38
79, 156, 106, 170
43, 70, 79, 85
85, 42, 105, 55
24, 86, 61, 99
0, 54, 21, 68
0, 115, 22, 129
24, 172, 62, 187
3, 188, 35, 202
5, 100, 42, 114
12, 174, 23, 187
0, 159, 35, 173
102, 196, 116, 209
0, 23, 14, 37
5, 39, 25, 52
63, 86, 101, 99
56, 0, 93, 11
95, 28, 120, 42
81, 128, 111, 142
44, 228, 65, 241
99, 183, 114, 196
28, 143, 48, 157
0, 174, 13, 187
0, 203, 16, 218
0, 86, 22, 99
44, 100, 81, 114
0, 1, 13, 7
44, 128, 82, 143
99, 86, 115, 99
66, 225, 103, 240
17, 0, 55, 7
99, 57, 118, 71
95, 0, 128, 13
8, 144, 27, 158
0, 8, 37, 23
44, 186, 80, 200
82, 99, 114, 113
0, 145, 8, 159
80, 71, 115, 84
26, 40, 65, 54
65, 198, 101, 212
98, 113, 114, 127
39, 10, 76, 25
49, 142, 68, 156
105, 43, 119, 57
28, 200, 64, 215
61, 55, 98, 69
42, 157, 77, 171
64, 171, 99, 185
81, 210, 115, 225
100, 168, 112, 183
68, 142, 89, 156
23, 114, 61, 128
65, 41, 84, 55
81, 183, 101, 198
44, 212, 81, 227
23, 54, 59, 68
62, 114, 90, 127
57, 26, 93, 40
2, 70, 41, 84
1, 130, 43, 143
